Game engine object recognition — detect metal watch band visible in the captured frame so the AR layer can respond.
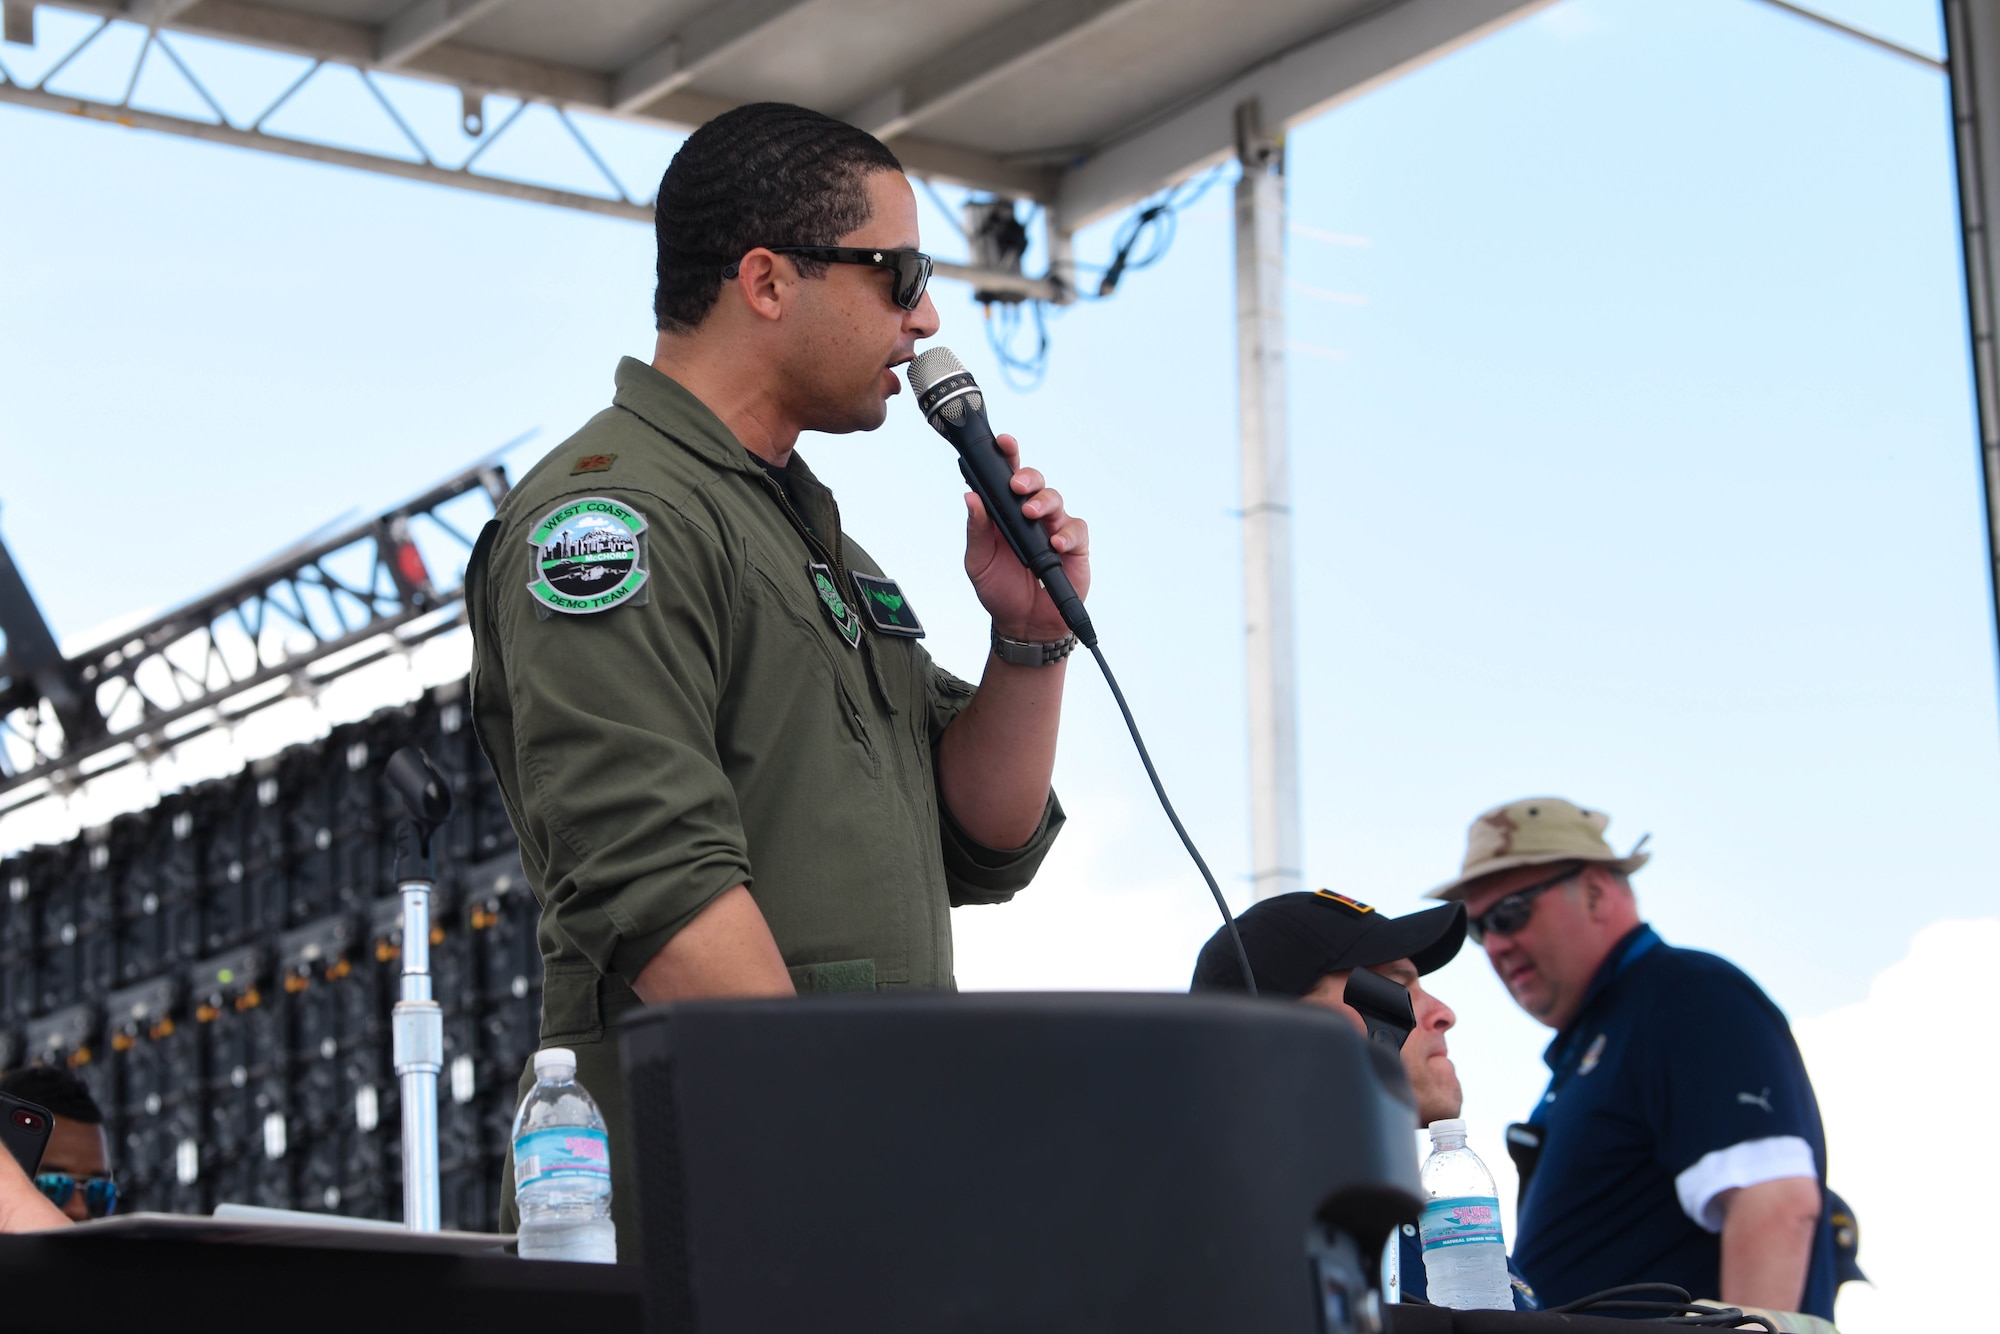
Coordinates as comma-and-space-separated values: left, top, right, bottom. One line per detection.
991, 631, 1079, 667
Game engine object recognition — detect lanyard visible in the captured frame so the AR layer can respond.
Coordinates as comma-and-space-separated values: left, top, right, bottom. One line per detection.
1526, 925, 1661, 1127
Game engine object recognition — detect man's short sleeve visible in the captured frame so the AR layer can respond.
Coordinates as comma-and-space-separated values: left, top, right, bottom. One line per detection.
1639, 963, 1822, 1228
489, 489, 753, 985
922, 661, 1065, 907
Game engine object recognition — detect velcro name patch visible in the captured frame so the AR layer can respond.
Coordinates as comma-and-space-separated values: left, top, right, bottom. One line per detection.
1314, 891, 1375, 917
850, 572, 924, 638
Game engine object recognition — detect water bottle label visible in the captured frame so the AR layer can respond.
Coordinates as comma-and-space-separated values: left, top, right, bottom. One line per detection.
1420, 1196, 1504, 1253
515, 1126, 610, 1187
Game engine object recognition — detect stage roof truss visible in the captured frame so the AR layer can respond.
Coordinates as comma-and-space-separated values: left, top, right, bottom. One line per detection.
1, 0, 1551, 303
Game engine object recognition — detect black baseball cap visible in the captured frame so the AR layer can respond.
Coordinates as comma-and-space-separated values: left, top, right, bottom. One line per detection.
1190, 891, 1467, 997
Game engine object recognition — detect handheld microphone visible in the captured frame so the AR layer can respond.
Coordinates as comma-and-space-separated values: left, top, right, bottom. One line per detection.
907, 347, 1095, 647
907, 347, 1251, 995
1343, 969, 1417, 1052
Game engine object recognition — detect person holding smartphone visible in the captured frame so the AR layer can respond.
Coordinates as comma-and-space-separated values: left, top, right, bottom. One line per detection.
0, 1067, 114, 1225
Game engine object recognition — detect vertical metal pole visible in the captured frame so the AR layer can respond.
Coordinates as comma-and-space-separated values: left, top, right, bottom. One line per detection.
393, 876, 442, 1231
1944, 0, 2000, 695
1234, 99, 1304, 901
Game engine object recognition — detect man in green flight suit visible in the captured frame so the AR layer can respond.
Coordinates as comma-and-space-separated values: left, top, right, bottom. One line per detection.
467, 102, 1090, 1255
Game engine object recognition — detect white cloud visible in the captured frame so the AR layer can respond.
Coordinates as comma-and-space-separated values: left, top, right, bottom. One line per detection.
1794, 919, 2000, 1332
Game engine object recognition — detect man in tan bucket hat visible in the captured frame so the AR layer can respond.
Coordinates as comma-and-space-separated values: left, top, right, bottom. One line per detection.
1432, 798, 1838, 1326
1429, 797, 1651, 905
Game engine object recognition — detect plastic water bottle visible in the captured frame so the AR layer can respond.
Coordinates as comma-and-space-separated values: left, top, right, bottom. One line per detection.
512, 1047, 616, 1263
1418, 1118, 1511, 1310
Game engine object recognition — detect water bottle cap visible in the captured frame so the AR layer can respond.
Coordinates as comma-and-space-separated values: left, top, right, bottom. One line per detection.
1427, 1118, 1468, 1139
533, 1047, 577, 1080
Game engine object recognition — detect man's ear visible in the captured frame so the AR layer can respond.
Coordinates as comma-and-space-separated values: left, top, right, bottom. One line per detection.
729, 248, 790, 323
1581, 867, 1607, 917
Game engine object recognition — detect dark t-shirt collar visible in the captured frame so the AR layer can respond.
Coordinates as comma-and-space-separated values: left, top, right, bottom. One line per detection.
752, 451, 792, 496
1542, 923, 1662, 1072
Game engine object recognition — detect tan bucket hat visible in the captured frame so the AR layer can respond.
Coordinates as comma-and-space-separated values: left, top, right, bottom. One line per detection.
1426, 797, 1650, 901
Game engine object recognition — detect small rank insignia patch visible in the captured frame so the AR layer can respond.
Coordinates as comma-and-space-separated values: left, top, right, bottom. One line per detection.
850, 572, 924, 638
807, 562, 862, 648
1314, 890, 1376, 916
526, 497, 648, 614
570, 453, 617, 475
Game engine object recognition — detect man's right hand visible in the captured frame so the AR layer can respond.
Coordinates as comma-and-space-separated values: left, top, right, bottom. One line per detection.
632, 884, 797, 1003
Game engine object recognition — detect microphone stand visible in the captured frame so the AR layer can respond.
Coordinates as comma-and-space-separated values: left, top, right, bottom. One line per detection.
385, 747, 453, 1233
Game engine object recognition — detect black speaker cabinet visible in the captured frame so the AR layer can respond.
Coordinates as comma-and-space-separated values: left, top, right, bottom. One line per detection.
619, 992, 1422, 1333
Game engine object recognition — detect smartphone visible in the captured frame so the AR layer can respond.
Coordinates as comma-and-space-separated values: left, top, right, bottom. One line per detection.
1, 1093, 54, 1177
1343, 968, 1417, 1051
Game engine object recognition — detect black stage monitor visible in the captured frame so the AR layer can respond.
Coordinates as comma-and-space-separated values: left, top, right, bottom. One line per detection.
619, 992, 1422, 1333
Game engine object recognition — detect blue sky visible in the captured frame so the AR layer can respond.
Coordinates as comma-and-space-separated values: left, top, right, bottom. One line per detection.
0, 1, 1992, 1323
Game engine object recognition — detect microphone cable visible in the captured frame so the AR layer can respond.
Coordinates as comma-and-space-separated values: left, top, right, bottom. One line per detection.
905, 344, 1254, 994
1082, 640, 1257, 997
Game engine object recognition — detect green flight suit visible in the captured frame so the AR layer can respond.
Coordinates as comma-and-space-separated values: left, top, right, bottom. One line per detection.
468, 357, 1064, 1257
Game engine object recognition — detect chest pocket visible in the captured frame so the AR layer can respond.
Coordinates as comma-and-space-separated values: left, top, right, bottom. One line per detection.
741, 555, 881, 775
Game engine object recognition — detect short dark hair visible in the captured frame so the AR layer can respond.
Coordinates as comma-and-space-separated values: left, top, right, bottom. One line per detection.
653, 102, 903, 334
0, 1064, 103, 1124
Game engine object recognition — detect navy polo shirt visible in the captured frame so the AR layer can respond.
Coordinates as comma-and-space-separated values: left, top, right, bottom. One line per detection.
1511, 925, 1835, 1318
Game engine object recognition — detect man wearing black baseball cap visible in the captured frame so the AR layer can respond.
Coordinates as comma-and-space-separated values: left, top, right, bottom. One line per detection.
1191, 889, 1469, 1126
1193, 890, 1542, 1311
1194, 890, 1551, 1311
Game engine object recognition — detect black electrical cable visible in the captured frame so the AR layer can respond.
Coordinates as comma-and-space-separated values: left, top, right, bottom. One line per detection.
1546, 1283, 1778, 1330
1084, 640, 1255, 996
1549, 1283, 1696, 1314
1092, 163, 1231, 299
985, 299, 1050, 391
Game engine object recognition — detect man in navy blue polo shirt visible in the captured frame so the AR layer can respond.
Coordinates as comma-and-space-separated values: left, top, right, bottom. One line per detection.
1428, 798, 1835, 1320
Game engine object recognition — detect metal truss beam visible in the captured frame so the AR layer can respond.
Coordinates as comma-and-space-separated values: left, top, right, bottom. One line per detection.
0, 79, 653, 217
35, 0, 1046, 197
5, 4, 1064, 296
843, 0, 1142, 142
0, 79, 1064, 301
0, 460, 510, 812
1053, 0, 1555, 233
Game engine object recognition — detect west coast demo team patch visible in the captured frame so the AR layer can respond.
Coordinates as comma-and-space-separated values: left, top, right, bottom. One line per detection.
527, 497, 648, 614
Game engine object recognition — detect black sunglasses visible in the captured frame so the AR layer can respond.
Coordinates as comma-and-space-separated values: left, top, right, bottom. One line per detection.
722, 246, 934, 310
35, 1171, 118, 1219
1466, 866, 1583, 944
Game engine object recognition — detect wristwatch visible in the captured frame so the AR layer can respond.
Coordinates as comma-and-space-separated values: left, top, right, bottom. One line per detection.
991, 630, 1078, 667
